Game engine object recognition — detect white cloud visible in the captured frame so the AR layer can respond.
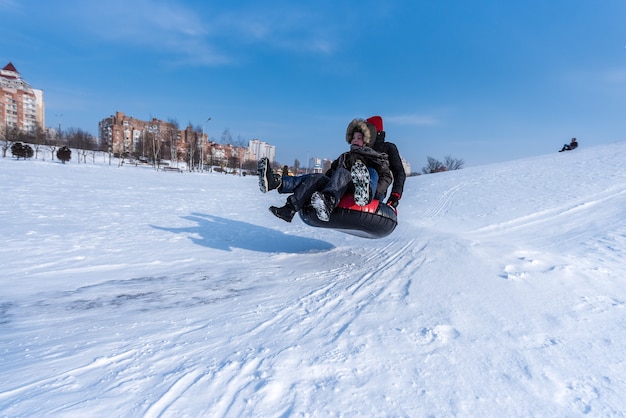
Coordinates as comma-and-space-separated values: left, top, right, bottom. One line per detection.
211, 7, 341, 55
62, 1, 341, 66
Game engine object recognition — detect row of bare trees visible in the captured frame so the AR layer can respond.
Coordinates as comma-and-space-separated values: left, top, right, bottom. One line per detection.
143, 121, 255, 172
3, 123, 464, 176
1, 122, 259, 173
422, 155, 464, 174
0, 124, 97, 161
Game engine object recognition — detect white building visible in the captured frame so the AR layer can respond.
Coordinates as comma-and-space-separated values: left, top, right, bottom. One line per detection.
248, 139, 275, 162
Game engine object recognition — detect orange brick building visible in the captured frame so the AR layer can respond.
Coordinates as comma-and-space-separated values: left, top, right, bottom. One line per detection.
99, 111, 260, 169
0, 62, 45, 134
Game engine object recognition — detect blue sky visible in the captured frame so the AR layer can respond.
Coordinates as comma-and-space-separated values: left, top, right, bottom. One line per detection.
2, 0, 626, 169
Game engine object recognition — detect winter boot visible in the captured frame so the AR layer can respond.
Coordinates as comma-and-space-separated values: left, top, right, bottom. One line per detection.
269, 202, 296, 222
258, 157, 281, 193
351, 159, 370, 206
311, 191, 336, 222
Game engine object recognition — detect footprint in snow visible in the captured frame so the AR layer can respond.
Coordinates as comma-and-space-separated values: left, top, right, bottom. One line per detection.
415, 325, 460, 345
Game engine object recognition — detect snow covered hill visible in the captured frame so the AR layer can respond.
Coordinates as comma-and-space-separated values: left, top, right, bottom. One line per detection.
1, 143, 626, 417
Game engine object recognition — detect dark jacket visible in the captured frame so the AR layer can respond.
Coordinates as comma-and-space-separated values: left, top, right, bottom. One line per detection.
371, 131, 406, 197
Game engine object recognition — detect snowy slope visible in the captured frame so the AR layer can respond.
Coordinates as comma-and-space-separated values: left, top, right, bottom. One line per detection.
1, 143, 626, 417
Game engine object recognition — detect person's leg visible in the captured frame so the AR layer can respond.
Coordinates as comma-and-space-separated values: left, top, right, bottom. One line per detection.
280, 173, 315, 194
368, 168, 379, 201
311, 168, 351, 222
269, 174, 328, 222
321, 167, 351, 204
288, 174, 329, 211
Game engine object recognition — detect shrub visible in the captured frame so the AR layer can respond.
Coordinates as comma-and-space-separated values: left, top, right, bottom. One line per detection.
57, 146, 72, 164
11, 142, 34, 160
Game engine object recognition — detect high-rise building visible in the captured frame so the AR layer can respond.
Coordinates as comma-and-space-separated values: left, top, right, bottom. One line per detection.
248, 139, 275, 162
0, 62, 44, 133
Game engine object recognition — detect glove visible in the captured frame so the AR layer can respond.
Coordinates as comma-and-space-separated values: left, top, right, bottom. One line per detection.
386, 192, 400, 208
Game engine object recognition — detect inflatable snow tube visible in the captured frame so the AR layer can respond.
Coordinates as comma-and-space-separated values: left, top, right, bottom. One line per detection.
299, 194, 398, 239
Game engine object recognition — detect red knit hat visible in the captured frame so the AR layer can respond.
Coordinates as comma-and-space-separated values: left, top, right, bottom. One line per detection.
366, 116, 383, 132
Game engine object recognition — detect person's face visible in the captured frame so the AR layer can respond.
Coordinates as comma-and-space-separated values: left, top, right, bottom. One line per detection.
351, 131, 364, 147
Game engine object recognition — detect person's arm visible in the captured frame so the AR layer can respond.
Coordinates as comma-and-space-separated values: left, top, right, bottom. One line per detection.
386, 143, 406, 198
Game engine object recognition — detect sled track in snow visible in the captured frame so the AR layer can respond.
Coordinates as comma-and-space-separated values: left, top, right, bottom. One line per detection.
176, 235, 430, 416
421, 184, 463, 224
238, 235, 426, 344
0, 233, 429, 417
468, 184, 626, 246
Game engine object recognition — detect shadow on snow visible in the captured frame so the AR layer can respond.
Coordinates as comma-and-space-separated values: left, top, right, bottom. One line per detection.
151, 212, 335, 253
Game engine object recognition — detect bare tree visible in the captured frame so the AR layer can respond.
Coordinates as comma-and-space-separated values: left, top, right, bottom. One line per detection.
32, 126, 47, 159
234, 134, 247, 148
422, 156, 447, 174
186, 123, 200, 171
1, 125, 19, 158
206, 141, 217, 171
221, 129, 233, 145
45, 135, 59, 161
65, 128, 96, 163
66, 128, 96, 151
166, 118, 180, 166
150, 126, 163, 169
422, 155, 464, 174
444, 155, 465, 171
52, 124, 65, 160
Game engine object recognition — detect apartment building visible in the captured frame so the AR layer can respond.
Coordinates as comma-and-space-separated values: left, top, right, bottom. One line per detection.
98, 111, 179, 156
248, 138, 275, 162
0, 62, 45, 133
99, 111, 264, 169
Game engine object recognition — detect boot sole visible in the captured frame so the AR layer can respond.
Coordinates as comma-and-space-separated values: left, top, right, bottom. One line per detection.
258, 158, 270, 193
311, 192, 331, 222
351, 160, 370, 206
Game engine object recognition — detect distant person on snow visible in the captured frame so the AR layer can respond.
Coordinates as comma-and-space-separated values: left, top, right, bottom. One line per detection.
366, 116, 406, 209
559, 137, 578, 152
258, 118, 391, 223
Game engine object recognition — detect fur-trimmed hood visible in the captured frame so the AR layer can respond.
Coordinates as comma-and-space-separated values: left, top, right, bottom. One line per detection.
345, 118, 375, 146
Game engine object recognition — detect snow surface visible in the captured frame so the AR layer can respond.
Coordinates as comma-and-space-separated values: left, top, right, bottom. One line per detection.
1, 144, 626, 417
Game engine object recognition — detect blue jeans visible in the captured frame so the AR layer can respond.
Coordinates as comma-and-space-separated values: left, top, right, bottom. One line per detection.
279, 174, 329, 211
369, 168, 380, 200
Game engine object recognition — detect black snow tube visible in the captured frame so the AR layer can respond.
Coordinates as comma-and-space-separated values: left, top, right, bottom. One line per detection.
299, 194, 398, 239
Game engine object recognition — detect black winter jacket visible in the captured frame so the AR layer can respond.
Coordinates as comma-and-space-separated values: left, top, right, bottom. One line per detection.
371, 132, 406, 197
